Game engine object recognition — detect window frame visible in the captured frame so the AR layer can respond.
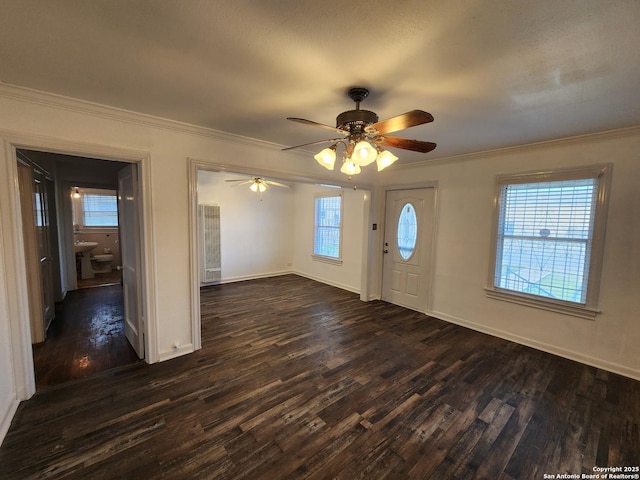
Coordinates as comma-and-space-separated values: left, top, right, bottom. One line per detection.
486, 164, 612, 319
312, 192, 343, 265
397, 201, 418, 261
72, 187, 119, 230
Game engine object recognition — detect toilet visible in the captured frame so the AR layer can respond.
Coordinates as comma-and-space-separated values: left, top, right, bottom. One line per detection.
91, 254, 114, 274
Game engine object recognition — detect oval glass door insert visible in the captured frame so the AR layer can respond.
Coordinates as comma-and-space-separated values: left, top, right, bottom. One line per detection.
397, 203, 417, 260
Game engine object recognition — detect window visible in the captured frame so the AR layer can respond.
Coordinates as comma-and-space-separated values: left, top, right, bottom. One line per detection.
487, 164, 611, 319
313, 194, 342, 263
73, 188, 119, 228
397, 202, 418, 260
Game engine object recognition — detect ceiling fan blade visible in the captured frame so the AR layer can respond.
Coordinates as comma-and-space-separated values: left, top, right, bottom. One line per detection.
365, 110, 434, 135
225, 179, 253, 183
224, 180, 254, 187
287, 117, 349, 135
377, 136, 437, 153
282, 137, 344, 151
266, 180, 291, 189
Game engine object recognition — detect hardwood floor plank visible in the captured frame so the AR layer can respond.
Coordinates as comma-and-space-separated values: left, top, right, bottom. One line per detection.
32, 285, 139, 389
2, 275, 639, 479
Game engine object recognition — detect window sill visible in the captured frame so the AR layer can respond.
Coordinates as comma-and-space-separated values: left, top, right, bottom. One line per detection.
312, 254, 343, 266
485, 288, 600, 320
75, 227, 119, 234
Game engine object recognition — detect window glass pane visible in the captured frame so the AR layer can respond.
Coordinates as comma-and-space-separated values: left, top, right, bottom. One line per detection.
83, 194, 118, 227
498, 238, 587, 302
314, 195, 341, 258
397, 203, 417, 260
495, 178, 597, 304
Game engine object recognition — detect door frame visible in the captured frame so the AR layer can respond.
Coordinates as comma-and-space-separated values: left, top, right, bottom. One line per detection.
379, 182, 439, 313
187, 158, 376, 351
0, 131, 157, 401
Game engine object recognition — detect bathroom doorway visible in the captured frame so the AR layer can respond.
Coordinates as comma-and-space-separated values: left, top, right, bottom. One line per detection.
71, 186, 122, 289
16, 149, 144, 389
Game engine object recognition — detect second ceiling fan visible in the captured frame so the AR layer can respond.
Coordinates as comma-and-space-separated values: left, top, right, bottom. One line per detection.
284, 87, 436, 176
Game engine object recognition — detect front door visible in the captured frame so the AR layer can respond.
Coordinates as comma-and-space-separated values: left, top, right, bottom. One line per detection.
381, 188, 435, 312
118, 164, 144, 358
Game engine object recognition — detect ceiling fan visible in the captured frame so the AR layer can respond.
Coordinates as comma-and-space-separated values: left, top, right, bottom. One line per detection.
283, 87, 436, 176
225, 177, 291, 193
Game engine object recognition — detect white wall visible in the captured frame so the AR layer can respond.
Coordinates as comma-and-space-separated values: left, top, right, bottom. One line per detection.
292, 183, 367, 293
380, 128, 640, 379
0, 220, 19, 442
197, 170, 294, 282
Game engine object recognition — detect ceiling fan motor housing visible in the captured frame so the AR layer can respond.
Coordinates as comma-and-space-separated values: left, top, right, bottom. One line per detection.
336, 109, 379, 133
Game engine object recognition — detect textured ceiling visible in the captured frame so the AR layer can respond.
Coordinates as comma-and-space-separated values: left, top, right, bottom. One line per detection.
1, 0, 639, 164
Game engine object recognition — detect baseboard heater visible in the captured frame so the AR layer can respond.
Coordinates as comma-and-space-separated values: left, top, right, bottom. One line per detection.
198, 204, 221, 285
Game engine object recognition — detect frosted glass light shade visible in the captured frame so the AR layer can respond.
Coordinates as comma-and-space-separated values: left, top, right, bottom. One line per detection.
376, 150, 399, 171
250, 181, 267, 193
351, 140, 377, 166
314, 147, 337, 170
340, 160, 361, 176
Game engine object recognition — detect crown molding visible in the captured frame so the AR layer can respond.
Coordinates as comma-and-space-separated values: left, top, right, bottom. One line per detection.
395, 124, 640, 170
0, 82, 284, 151
5, 82, 639, 172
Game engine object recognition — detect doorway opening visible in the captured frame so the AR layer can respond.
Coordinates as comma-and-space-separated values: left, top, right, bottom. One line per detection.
16, 149, 144, 389
71, 186, 122, 289
188, 160, 375, 353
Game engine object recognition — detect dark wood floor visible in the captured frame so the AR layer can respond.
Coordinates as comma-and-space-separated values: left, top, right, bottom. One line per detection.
2, 275, 639, 479
32, 284, 139, 389
76, 269, 123, 290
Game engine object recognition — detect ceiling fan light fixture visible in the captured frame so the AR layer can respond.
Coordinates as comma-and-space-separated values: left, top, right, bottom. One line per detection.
376, 150, 399, 171
340, 160, 361, 176
314, 145, 337, 170
285, 86, 436, 178
351, 140, 377, 166
250, 179, 267, 193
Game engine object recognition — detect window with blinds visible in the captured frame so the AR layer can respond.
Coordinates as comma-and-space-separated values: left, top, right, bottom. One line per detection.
313, 194, 342, 261
82, 193, 119, 227
488, 164, 611, 318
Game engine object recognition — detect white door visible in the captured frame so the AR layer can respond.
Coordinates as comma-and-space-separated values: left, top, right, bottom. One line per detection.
118, 164, 144, 358
33, 171, 55, 331
17, 162, 45, 343
381, 188, 435, 312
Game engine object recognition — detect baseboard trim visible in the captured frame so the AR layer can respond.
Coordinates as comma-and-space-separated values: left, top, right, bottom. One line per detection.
207, 270, 361, 296
292, 271, 360, 295
211, 270, 293, 286
158, 343, 194, 362
0, 396, 19, 447
429, 310, 640, 381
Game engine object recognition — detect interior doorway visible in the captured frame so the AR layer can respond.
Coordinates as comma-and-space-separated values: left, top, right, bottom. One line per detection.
188, 159, 375, 354
15, 149, 145, 389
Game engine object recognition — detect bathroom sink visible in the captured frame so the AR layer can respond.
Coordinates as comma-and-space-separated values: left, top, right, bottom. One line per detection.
74, 241, 98, 254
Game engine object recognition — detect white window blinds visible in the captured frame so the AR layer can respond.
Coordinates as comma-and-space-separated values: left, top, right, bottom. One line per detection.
83, 193, 118, 227
314, 195, 342, 259
495, 178, 597, 304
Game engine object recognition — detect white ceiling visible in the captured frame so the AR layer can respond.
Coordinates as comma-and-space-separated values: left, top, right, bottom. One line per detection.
1, 0, 639, 164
